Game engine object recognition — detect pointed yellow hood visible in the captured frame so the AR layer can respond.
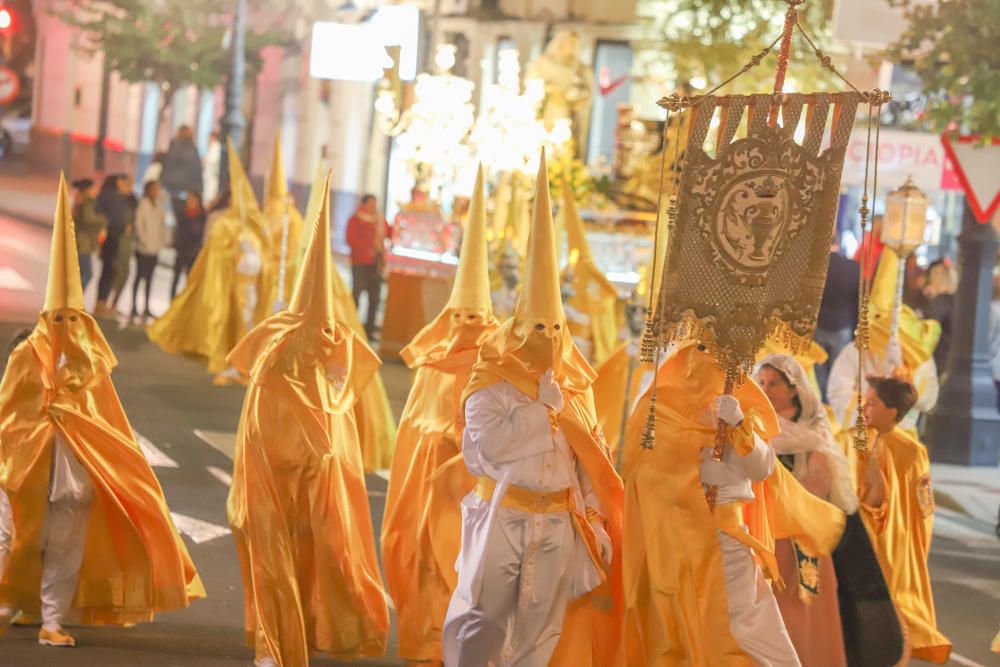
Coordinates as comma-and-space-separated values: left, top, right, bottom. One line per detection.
447, 165, 492, 313
867, 247, 941, 368
515, 150, 565, 326
288, 171, 335, 325
44, 173, 85, 312
464, 150, 596, 401
400, 165, 499, 369
870, 247, 901, 315
227, 137, 259, 212
562, 177, 593, 261
266, 135, 288, 204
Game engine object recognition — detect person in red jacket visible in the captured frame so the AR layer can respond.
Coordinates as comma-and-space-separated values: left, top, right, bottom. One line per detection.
346, 194, 391, 339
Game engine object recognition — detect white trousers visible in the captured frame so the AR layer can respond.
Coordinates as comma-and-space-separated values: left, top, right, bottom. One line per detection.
0, 490, 92, 630
39, 498, 92, 630
718, 531, 801, 667
0, 490, 12, 581
450, 510, 575, 667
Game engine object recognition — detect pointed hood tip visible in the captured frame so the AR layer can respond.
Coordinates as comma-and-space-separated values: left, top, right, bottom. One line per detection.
515, 151, 564, 324
288, 170, 335, 324
43, 173, 85, 312
447, 164, 492, 313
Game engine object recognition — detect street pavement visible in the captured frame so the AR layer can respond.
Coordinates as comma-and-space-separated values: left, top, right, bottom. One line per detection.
0, 210, 999, 666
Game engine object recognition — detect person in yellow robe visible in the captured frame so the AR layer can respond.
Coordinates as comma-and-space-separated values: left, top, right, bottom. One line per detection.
294, 168, 397, 472
443, 152, 624, 667
560, 180, 620, 366
0, 175, 204, 646
148, 140, 275, 381
382, 166, 499, 665
263, 136, 304, 308
857, 375, 951, 664
622, 343, 846, 666
226, 173, 390, 667
828, 249, 941, 435
591, 286, 650, 458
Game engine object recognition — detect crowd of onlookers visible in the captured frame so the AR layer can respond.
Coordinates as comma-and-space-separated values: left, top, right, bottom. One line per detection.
70, 126, 227, 324
814, 214, 1000, 411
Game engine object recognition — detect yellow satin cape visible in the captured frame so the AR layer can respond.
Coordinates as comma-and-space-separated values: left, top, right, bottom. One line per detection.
561, 185, 620, 365
621, 344, 845, 666
0, 313, 204, 624
382, 311, 497, 662
148, 207, 275, 373
226, 311, 389, 666
329, 257, 397, 471
592, 341, 649, 457
858, 426, 951, 664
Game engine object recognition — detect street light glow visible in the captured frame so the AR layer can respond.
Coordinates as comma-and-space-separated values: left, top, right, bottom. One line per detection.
0, 9, 12, 30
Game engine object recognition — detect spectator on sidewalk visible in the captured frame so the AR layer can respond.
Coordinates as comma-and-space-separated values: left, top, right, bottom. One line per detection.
94, 174, 134, 317
202, 131, 222, 204
922, 259, 957, 372
170, 191, 206, 300
142, 151, 166, 185
346, 194, 391, 339
161, 125, 203, 221
70, 178, 107, 293
108, 176, 139, 313
815, 235, 860, 396
131, 180, 170, 322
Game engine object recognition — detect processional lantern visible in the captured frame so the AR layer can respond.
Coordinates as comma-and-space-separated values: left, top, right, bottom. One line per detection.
881, 177, 928, 256
879, 177, 928, 368
639, 0, 891, 453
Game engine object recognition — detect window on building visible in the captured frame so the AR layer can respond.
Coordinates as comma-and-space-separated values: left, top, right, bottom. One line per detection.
587, 40, 632, 166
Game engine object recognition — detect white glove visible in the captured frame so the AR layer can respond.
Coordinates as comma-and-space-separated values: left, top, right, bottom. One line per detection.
715, 395, 744, 427
538, 369, 564, 413
592, 521, 613, 566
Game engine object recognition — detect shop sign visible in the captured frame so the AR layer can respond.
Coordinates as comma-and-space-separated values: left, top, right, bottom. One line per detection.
841, 128, 961, 193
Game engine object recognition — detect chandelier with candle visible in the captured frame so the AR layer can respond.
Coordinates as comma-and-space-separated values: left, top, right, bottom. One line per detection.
383, 44, 476, 198
470, 48, 570, 179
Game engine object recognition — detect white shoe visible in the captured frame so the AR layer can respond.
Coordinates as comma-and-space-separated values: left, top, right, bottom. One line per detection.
254, 657, 277, 667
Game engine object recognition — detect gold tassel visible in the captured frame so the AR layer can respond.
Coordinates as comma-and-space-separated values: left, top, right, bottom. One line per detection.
640, 403, 657, 449
852, 412, 869, 451
640, 312, 657, 363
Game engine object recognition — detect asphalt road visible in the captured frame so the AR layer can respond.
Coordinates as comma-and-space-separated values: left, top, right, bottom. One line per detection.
0, 213, 998, 666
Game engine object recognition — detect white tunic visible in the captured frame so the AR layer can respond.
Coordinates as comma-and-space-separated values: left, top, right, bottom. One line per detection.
452, 381, 602, 605
443, 381, 603, 666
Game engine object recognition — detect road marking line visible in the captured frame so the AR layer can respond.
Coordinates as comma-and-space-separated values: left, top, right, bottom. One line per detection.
0, 266, 31, 291
170, 512, 231, 544
194, 429, 236, 460
135, 432, 179, 468
936, 574, 1000, 601
950, 653, 987, 667
932, 547, 1000, 563
207, 465, 233, 487
933, 512, 997, 547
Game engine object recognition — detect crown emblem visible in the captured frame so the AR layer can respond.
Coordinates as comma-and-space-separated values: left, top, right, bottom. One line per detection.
748, 176, 781, 199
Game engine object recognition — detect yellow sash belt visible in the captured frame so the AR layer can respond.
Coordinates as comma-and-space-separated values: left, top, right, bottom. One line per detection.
475, 476, 571, 513
714, 501, 785, 590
